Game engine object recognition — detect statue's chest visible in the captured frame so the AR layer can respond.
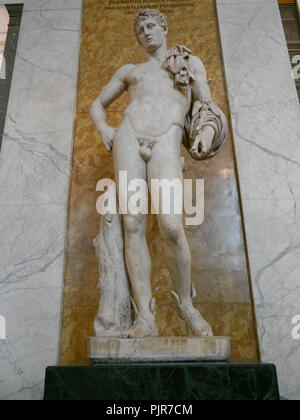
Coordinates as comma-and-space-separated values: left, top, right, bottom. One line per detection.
127, 66, 172, 87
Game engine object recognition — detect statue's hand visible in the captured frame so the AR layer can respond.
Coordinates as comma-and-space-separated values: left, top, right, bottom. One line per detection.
100, 126, 117, 152
190, 126, 214, 160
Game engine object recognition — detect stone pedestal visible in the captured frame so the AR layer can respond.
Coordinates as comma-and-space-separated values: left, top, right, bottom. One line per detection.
44, 362, 280, 400
87, 336, 231, 362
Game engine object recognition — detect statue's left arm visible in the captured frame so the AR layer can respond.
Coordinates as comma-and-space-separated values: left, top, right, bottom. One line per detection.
188, 56, 228, 160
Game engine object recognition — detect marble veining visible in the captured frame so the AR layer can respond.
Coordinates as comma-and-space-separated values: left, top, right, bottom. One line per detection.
44, 363, 280, 401
217, 0, 300, 400
0, 0, 82, 400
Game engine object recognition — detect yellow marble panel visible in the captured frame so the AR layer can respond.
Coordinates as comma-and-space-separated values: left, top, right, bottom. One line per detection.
60, 0, 260, 364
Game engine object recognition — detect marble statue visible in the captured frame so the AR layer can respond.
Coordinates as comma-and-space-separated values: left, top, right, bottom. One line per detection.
90, 9, 228, 343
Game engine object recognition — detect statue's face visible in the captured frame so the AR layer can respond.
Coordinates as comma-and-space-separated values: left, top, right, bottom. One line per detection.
136, 17, 167, 52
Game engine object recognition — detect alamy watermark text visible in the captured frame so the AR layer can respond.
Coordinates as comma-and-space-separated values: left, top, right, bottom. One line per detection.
96, 171, 205, 226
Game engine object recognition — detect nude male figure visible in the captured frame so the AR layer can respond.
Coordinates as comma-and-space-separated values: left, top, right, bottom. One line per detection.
90, 10, 226, 338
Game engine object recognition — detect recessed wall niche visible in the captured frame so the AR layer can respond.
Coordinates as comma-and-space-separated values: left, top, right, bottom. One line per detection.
60, 0, 260, 365
0, 3, 23, 150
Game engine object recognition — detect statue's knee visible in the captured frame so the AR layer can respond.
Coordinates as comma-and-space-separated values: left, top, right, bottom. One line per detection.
160, 220, 182, 244
124, 215, 145, 235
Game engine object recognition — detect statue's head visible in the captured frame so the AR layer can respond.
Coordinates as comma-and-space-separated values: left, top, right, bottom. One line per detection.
134, 9, 168, 52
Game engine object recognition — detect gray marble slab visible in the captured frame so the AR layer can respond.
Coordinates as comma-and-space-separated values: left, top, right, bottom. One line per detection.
216, 0, 300, 400
0, 0, 82, 400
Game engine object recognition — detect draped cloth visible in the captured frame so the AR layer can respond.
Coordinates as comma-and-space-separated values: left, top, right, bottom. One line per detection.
162, 45, 195, 89
183, 99, 228, 161
163, 45, 228, 161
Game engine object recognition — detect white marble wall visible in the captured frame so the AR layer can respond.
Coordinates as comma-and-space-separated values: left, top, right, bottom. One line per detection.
0, 0, 82, 400
216, 0, 300, 400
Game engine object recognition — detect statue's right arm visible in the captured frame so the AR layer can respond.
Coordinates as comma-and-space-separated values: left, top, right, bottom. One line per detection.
90, 64, 134, 151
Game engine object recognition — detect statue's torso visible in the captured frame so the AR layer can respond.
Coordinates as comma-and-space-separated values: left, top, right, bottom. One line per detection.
123, 62, 191, 138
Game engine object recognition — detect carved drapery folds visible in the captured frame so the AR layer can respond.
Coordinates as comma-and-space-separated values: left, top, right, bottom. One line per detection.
163, 45, 228, 160
163, 45, 195, 89
184, 99, 228, 161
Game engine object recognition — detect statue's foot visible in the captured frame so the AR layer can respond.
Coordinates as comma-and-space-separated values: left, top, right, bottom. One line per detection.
179, 304, 213, 337
119, 314, 158, 339
94, 317, 121, 337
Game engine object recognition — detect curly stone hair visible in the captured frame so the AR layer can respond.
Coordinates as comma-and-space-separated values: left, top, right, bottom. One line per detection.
134, 9, 168, 37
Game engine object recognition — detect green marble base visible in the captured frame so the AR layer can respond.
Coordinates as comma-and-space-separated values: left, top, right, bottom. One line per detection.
44, 362, 280, 400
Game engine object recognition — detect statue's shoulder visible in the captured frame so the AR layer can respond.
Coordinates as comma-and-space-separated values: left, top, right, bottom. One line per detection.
119, 63, 136, 72
113, 63, 136, 80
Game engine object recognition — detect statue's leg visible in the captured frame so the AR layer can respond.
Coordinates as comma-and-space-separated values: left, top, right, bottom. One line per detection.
113, 120, 157, 338
147, 125, 213, 337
